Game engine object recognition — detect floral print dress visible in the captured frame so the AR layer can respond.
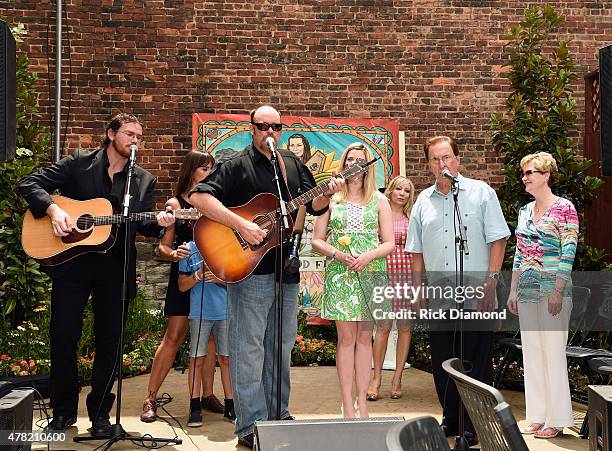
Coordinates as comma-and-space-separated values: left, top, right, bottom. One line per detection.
321, 195, 387, 321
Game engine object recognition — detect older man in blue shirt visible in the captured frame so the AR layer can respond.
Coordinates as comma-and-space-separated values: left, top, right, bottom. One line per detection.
406, 136, 509, 446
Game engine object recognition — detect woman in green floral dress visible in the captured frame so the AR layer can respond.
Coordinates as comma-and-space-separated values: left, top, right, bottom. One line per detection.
312, 142, 394, 419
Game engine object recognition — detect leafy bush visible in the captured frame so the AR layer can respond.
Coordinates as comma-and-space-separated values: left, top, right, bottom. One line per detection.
0, 288, 167, 381
489, 4, 605, 269
0, 21, 52, 318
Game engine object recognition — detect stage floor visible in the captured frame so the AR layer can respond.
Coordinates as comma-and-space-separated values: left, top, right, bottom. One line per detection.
31, 366, 587, 450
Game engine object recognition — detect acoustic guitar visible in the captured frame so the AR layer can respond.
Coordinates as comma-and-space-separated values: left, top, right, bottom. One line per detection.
22, 195, 200, 265
193, 157, 379, 283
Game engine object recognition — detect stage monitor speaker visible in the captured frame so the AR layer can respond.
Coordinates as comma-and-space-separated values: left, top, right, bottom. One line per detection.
0, 19, 16, 163
601, 45, 612, 177
254, 416, 405, 451
0, 388, 34, 451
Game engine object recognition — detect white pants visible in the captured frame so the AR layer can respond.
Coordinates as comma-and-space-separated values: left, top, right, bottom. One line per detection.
518, 299, 574, 428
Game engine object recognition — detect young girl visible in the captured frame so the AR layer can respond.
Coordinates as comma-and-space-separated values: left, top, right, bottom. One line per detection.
179, 240, 234, 426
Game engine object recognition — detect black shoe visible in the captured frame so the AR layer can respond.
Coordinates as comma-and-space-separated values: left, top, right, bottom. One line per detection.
440, 423, 457, 438
89, 418, 111, 438
464, 431, 479, 447
238, 433, 254, 449
44, 415, 77, 432
280, 415, 295, 420
224, 399, 236, 422
187, 409, 203, 427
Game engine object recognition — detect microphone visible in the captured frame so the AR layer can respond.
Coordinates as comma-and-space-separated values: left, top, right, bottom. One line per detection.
442, 168, 458, 183
265, 137, 277, 157
285, 206, 307, 274
129, 144, 138, 166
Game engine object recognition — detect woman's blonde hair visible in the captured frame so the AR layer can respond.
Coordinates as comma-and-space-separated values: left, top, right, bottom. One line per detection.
384, 175, 415, 217
520, 152, 558, 186
334, 142, 377, 205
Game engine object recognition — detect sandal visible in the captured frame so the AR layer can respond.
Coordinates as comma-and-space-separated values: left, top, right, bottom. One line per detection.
534, 427, 562, 439
520, 423, 543, 434
390, 379, 402, 399
366, 383, 381, 401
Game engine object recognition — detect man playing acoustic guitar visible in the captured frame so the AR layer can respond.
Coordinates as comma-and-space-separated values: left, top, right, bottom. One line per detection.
189, 105, 344, 449
18, 113, 175, 437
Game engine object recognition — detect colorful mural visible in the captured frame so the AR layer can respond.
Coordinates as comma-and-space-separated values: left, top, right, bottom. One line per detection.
192, 113, 401, 323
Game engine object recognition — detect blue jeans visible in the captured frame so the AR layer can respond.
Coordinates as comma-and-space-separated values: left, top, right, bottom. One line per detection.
227, 274, 299, 437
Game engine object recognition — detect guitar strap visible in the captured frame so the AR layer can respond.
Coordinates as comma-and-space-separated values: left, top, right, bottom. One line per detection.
276, 153, 307, 232
275, 152, 293, 201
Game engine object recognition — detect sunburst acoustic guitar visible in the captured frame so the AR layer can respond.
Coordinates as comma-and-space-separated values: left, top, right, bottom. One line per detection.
22, 194, 200, 265
193, 157, 379, 283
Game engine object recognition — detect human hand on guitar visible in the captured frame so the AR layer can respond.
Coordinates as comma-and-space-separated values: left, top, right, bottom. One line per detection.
322, 171, 345, 198
156, 206, 176, 227
46, 203, 74, 237
238, 219, 268, 246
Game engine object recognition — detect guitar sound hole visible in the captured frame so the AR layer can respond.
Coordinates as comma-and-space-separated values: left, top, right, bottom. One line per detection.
76, 214, 94, 232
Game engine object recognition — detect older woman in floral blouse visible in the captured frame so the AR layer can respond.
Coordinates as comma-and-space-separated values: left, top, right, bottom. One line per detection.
507, 152, 578, 439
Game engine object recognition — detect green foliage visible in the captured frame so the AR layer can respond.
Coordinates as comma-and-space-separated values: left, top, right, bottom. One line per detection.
0, 288, 167, 380
0, 21, 52, 317
490, 5, 605, 269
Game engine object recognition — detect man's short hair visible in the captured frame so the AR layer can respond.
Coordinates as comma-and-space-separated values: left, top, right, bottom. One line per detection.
423, 136, 459, 160
102, 113, 141, 149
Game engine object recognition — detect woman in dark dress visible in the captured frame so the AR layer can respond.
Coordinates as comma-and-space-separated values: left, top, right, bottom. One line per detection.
140, 151, 224, 422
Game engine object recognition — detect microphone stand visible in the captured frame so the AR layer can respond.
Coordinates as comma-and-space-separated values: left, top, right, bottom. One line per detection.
450, 176, 470, 451
268, 140, 290, 420
74, 145, 181, 449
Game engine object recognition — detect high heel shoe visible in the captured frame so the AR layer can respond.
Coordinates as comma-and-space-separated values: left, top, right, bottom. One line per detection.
366, 382, 381, 401
390, 380, 402, 399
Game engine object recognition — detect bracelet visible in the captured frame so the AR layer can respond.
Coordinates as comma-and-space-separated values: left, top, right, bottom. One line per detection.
193, 271, 203, 281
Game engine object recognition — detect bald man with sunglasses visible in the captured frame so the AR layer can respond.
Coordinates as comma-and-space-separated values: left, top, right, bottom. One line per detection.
189, 105, 344, 448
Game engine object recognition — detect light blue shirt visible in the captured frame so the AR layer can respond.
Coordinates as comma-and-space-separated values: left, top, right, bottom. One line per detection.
179, 241, 227, 321
405, 174, 510, 308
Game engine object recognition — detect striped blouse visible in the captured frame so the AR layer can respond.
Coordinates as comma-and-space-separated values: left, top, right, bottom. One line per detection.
512, 197, 579, 302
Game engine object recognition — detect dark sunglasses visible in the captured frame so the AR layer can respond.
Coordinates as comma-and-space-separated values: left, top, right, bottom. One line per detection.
252, 122, 283, 132
522, 169, 542, 177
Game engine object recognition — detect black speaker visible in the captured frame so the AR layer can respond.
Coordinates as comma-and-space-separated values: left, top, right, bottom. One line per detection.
600, 45, 612, 177
0, 19, 16, 163
589, 385, 612, 450
254, 416, 405, 451
0, 389, 34, 451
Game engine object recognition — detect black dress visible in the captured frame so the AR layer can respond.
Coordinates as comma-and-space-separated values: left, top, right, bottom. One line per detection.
163, 195, 195, 316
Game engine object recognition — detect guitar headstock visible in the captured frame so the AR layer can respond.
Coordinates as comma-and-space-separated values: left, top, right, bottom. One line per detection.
340, 156, 380, 181
174, 208, 201, 220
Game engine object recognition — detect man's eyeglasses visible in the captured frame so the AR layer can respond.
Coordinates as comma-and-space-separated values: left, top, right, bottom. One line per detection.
117, 130, 145, 143
252, 122, 283, 132
522, 169, 542, 177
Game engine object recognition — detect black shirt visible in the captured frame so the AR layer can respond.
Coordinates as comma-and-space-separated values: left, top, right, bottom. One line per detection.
191, 143, 328, 283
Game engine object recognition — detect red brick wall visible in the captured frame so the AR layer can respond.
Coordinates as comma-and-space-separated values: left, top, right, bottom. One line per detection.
2, 1, 610, 204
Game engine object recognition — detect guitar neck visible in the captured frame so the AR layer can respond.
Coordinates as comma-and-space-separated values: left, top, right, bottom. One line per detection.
91, 209, 199, 226
92, 212, 159, 225
287, 182, 333, 214
287, 164, 363, 213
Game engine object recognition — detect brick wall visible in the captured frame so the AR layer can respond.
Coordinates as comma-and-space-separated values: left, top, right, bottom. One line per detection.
2, 1, 610, 198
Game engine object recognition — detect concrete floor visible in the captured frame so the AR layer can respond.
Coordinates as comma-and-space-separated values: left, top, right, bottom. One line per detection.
31, 366, 587, 450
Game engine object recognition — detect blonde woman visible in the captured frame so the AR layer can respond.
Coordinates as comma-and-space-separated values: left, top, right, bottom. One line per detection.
311, 142, 394, 419
507, 152, 578, 439
367, 176, 415, 401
